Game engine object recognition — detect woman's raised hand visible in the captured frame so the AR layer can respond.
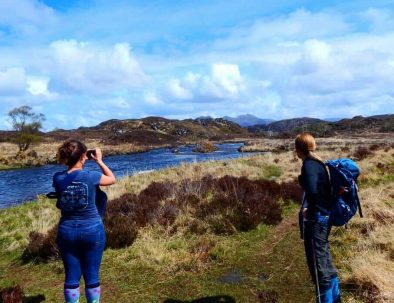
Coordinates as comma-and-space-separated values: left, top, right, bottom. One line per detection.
91, 148, 103, 163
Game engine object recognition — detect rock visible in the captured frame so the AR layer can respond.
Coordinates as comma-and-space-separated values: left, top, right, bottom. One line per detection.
192, 141, 218, 153
175, 128, 189, 136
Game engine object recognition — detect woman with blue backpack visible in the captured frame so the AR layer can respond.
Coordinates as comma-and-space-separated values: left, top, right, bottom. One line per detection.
53, 139, 116, 303
295, 133, 341, 303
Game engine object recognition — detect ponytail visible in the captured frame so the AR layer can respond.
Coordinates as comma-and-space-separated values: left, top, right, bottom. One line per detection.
295, 133, 324, 163
57, 139, 87, 168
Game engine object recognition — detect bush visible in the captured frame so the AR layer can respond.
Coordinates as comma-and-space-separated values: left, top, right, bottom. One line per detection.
105, 214, 138, 249
257, 290, 279, 303
22, 226, 58, 262
369, 144, 383, 151
343, 278, 380, 303
0, 285, 23, 303
24, 175, 302, 255
353, 146, 373, 160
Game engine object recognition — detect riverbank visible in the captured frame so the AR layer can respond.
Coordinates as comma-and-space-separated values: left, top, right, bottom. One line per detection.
0, 140, 175, 170
0, 138, 250, 171
238, 133, 394, 153
0, 143, 393, 302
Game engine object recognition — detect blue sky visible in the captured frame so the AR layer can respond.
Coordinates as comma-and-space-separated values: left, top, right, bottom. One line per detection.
0, 0, 394, 130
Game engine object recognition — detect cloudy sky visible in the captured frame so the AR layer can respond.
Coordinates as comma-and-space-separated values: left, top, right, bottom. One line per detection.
1, 0, 394, 130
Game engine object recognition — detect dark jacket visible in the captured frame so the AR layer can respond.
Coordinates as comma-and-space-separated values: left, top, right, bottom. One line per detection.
299, 157, 331, 220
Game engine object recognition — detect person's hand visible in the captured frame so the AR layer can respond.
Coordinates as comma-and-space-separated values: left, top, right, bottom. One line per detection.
91, 148, 103, 163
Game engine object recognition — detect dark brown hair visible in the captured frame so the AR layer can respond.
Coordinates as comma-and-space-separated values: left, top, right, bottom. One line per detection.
57, 139, 87, 167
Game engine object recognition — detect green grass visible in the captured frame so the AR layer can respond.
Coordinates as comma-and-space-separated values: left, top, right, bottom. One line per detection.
0, 198, 367, 303
0, 164, 25, 171
1, 149, 393, 302
0, 200, 317, 302
359, 174, 394, 187
261, 164, 282, 180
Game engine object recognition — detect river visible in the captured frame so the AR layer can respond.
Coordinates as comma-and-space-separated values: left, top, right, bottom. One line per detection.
0, 143, 255, 208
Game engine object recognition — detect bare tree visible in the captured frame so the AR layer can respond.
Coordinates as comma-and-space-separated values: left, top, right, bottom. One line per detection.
8, 106, 46, 152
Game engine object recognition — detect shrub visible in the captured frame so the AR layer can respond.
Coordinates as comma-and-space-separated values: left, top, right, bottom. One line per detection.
369, 144, 383, 151
343, 278, 380, 303
24, 174, 302, 254
22, 226, 58, 262
193, 176, 300, 233
352, 146, 373, 160
104, 214, 138, 249
0, 285, 23, 303
279, 180, 303, 203
257, 290, 279, 303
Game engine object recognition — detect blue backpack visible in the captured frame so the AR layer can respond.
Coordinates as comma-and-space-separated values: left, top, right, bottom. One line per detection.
325, 158, 363, 226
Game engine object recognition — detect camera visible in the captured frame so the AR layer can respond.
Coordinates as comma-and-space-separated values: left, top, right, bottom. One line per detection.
86, 149, 96, 159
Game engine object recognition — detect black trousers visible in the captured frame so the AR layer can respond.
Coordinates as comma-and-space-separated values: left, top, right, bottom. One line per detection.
303, 220, 337, 291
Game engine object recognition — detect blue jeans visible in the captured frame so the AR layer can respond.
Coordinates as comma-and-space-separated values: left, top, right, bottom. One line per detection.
57, 218, 106, 288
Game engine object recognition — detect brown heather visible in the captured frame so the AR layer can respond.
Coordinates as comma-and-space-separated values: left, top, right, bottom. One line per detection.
0, 285, 23, 303
1, 134, 393, 302
24, 176, 301, 255
353, 146, 374, 161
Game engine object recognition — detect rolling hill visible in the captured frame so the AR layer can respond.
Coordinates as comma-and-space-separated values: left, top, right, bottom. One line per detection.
45, 116, 248, 145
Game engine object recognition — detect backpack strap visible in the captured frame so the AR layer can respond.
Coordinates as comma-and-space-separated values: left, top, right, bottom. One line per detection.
312, 157, 333, 198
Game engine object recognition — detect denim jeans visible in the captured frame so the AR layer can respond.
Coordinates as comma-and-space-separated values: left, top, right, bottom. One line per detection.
303, 213, 340, 303
57, 218, 106, 288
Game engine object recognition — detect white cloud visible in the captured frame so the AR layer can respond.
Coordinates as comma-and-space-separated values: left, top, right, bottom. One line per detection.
48, 40, 147, 95
166, 63, 244, 102
1, 4, 394, 128
362, 8, 394, 33
210, 64, 243, 95
26, 76, 56, 98
0, 67, 27, 95
167, 78, 193, 100
144, 92, 162, 105
213, 9, 351, 52
0, 0, 57, 36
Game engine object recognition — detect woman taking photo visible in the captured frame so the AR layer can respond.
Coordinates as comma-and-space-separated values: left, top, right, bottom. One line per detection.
295, 133, 341, 303
53, 139, 116, 303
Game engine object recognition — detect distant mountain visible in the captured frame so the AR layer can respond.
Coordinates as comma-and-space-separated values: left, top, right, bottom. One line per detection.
223, 114, 274, 127
248, 114, 394, 136
333, 115, 394, 132
46, 116, 248, 145
249, 117, 325, 133
322, 117, 343, 122
1, 114, 392, 145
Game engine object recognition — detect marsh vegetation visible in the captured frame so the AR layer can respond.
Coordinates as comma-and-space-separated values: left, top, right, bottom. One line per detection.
0, 136, 393, 302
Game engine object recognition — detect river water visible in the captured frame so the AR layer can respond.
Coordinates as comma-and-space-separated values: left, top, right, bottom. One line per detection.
0, 143, 254, 208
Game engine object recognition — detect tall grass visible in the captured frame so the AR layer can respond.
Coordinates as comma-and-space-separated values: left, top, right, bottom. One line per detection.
1, 139, 393, 302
